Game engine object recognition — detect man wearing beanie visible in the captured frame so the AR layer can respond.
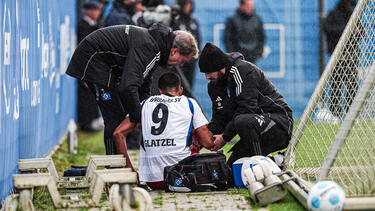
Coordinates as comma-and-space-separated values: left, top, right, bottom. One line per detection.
199, 42, 293, 167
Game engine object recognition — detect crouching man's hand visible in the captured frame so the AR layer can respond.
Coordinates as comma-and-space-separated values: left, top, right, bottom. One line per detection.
211, 135, 226, 151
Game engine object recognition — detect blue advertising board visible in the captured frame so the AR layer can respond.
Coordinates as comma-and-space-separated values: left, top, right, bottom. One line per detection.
0, 0, 76, 203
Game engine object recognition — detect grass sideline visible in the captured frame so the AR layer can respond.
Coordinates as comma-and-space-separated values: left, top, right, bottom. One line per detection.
33, 130, 305, 210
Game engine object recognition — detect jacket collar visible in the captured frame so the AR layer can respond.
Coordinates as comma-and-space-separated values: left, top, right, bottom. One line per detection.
221, 52, 245, 85
148, 24, 176, 66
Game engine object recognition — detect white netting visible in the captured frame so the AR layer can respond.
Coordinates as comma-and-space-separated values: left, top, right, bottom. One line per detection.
285, 0, 375, 197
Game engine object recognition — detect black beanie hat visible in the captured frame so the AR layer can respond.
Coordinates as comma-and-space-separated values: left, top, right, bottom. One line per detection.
199, 42, 230, 73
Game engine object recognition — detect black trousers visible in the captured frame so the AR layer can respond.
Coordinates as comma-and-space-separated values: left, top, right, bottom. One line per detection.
227, 113, 290, 166
86, 83, 128, 155
77, 80, 100, 130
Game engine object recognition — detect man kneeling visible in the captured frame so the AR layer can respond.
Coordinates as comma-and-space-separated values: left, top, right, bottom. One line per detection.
113, 72, 214, 190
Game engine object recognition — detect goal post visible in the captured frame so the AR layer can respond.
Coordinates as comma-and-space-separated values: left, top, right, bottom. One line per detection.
284, 0, 375, 209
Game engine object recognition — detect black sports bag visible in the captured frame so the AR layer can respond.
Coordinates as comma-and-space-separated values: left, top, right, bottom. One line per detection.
163, 151, 231, 192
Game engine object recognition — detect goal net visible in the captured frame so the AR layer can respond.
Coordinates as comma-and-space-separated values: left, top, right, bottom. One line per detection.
285, 0, 375, 207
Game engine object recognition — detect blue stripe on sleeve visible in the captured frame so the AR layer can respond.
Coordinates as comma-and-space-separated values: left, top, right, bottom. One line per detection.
186, 98, 194, 146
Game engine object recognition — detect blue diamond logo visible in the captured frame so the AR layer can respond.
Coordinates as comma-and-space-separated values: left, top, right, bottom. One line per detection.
311, 197, 320, 208
101, 93, 111, 101
174, 179, 182, 186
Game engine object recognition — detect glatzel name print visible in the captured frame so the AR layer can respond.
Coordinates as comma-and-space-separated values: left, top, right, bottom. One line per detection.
144, 139, 176, 147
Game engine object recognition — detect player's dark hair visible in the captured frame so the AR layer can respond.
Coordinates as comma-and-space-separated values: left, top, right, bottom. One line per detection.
158, 72, 181, 91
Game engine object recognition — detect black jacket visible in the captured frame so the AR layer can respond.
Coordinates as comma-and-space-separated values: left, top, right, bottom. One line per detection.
207, 81, 234, 135
224, 10, 265, 63
220, 53, 293, 142
322, 1, 354, 54
66, 24, 175, 123
77, 16, 99, 43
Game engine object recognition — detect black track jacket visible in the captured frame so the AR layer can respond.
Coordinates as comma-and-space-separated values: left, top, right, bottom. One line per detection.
207, 81, 234, 135
219, 53, 293, 142
66, 24, 175, 123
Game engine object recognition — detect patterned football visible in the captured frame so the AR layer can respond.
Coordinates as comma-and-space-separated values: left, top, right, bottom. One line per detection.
307, 181, 345, 211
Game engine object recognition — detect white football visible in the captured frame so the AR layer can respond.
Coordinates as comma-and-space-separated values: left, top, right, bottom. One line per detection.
307, 181, 345, 211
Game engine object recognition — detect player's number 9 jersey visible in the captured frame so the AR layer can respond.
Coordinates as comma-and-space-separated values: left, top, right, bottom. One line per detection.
138, 94, 208, 182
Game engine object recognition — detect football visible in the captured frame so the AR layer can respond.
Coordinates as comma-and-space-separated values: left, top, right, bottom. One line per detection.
307, 181, 345, 211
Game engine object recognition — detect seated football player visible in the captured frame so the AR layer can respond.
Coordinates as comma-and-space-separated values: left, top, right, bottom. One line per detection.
113, 72, 214, 190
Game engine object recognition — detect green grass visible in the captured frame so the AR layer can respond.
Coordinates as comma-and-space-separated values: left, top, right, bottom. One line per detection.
291, 120, 375, 197
33, 187, 55, 210
293, 120, 375, 168
51, 131, 105, 174
153, 190, 164, 206
228, 188, 305, 211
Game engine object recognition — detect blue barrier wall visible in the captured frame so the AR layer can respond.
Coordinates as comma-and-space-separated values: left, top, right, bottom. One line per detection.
0, 0, 76, 203
192, 0, 340, 119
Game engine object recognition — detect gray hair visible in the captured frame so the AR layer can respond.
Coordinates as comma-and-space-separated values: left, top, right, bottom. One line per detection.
172, 30, 199, 59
